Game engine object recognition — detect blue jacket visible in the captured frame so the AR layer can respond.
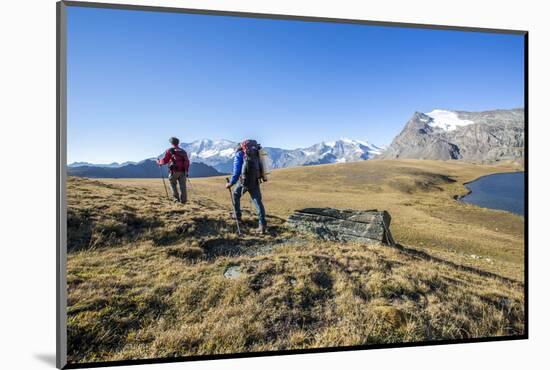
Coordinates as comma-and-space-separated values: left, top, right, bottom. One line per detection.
229, 150, 244, 186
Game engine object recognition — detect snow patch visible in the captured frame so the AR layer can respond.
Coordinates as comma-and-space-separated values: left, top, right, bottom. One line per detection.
425, 109, 474, 131
340, 137, 355, 144
219, 148, 235, 157
199, 149, 223, 158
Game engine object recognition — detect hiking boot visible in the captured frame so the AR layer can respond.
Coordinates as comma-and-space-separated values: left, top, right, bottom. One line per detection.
255, 224, 267, 235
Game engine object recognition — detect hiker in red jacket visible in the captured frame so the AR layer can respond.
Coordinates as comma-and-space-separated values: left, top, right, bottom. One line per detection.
157, 137, 190, 203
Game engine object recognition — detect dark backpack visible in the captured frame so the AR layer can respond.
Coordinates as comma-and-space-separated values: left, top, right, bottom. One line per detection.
168, 147, 189, 173
240, 139, 263, 189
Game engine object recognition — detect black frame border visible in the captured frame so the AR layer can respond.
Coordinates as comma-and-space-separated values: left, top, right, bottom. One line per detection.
56, 1, 529, 369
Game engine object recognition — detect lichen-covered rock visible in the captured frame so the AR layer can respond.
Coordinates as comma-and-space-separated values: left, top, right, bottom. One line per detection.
286, 208, 395, 245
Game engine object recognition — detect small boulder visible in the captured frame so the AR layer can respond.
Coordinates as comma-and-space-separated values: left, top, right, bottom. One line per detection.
286, 208, 395, 245
224, 265, 242, 279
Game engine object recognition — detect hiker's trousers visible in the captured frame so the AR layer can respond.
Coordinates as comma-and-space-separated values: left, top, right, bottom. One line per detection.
233, 183, 266, 226
168, 171, 187, 203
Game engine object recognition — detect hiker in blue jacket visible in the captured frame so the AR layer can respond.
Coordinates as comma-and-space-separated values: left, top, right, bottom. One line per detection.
225, 140, 267, 234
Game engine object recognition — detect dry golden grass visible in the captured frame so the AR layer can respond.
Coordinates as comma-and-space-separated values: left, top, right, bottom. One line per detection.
67, 159, 525, 364
106, 159, 524, 280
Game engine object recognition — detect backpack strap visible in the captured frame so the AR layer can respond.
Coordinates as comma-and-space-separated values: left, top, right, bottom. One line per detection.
168, 148, 178, 171
169, 148, 175, 163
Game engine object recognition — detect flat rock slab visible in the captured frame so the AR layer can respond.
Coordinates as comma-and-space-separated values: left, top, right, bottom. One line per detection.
286, 208, 395, 245
223, 265, 242, 279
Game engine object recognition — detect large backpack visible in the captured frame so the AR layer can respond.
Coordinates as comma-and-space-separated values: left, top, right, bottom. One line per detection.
240, 139, 264, 189
168, 147, 189, 173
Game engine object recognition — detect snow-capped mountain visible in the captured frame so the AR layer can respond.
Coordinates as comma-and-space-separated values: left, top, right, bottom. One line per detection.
267, 138, 383, 168
183, 139, 236, 160
379, 108, 524, 161
180, 139, 237, 173
423, 109, 475, 131
181, 138, 384, 173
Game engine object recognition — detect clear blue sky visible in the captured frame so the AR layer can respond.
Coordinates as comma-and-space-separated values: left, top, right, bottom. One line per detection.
67, 6, 524, 163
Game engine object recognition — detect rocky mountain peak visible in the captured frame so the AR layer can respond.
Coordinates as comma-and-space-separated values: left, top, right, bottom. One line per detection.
378, 108, 524, 161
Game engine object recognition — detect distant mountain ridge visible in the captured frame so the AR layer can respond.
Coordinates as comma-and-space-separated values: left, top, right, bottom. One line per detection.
180, 138, 383, 173
69, 161, 137, 168
68, 160, 222, 178
68, 107, 525, 177
378, 108, 524, 161
69, 138, 384, 175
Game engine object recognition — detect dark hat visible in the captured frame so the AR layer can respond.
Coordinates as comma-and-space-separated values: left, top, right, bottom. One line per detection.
169, 137, 180, 145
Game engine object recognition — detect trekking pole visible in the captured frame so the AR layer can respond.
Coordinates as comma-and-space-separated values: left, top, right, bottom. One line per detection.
158, 162, 169, 200
225, 178, 242, 236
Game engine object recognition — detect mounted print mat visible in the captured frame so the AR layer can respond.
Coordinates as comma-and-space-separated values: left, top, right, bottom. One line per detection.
57, 1, 527, 368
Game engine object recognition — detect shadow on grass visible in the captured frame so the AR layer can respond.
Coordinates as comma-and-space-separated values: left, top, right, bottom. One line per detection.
393, 243, 521, 285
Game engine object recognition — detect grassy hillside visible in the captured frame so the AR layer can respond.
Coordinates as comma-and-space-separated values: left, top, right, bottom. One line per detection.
106, 159, 524, 281
67, 159, 525, 364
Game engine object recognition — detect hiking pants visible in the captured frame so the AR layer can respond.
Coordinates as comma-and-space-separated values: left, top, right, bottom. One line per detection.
233, 182, 266, 226
168, 171, 187, 203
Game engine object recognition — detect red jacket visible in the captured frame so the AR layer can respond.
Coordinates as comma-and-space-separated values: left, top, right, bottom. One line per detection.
159, 146, 190, 173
